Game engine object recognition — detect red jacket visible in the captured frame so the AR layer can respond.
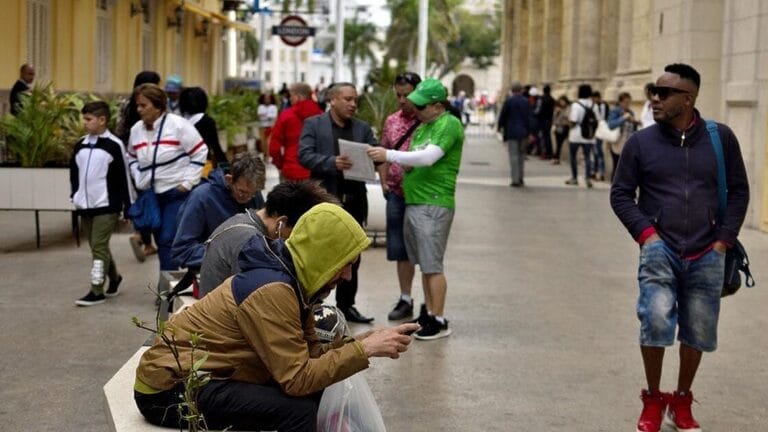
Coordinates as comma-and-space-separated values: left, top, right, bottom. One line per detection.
269, 99, 323, 180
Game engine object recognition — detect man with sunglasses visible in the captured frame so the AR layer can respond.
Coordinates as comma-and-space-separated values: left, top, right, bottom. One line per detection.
367, 78, 464, 340
611, 63, 749, 432
380, 72, 421, 321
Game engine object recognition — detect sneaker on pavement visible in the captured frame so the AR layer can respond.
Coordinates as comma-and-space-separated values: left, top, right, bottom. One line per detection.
407, 303, 430, 326
388, 298, 413, 321
665, 391, 701, 432
75, 291, 106, 307
414, 315, 451, 340
565, 178, 578, 186
105, 275, 123, 298
637, 389, 668, 432
129, 235, 146, 262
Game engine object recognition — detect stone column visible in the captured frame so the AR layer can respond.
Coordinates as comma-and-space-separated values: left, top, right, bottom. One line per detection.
541, 0, 563, 85
527, 0, 544, 84
575, 0, 601, 81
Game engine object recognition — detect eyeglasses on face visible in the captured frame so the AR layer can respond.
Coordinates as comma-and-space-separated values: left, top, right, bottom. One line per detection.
395, 72, 421, 87
650, 85, 690, 100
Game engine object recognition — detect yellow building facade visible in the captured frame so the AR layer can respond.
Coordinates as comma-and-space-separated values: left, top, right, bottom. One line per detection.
501, 0, 768, 232
0, 0, 249, 100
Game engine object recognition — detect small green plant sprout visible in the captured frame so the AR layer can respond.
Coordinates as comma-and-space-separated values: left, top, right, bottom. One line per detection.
132, 285, 211, 432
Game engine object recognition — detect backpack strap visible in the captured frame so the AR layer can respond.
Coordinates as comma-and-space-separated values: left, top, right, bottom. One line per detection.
705, 120, 727, 222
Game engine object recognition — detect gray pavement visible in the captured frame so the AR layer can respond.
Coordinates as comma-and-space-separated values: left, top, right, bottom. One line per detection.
2, 125, 768, 431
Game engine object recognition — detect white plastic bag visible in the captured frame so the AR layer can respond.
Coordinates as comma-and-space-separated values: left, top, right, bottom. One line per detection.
317, 372, 387, 432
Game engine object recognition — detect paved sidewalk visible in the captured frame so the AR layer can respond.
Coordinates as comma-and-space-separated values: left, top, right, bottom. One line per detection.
2, 127, 767, 431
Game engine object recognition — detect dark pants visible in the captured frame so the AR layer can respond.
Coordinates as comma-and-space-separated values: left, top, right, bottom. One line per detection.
610, 150, 620, 183
553, 128, 569, 160
336, 189, 367, 309
135, 381, 322, 432
154, 188, 189, 271
538, 122, 553, 158
569, 142, 593, 181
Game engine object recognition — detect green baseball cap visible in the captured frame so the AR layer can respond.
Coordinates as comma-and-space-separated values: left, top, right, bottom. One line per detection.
407, 78, 447, 106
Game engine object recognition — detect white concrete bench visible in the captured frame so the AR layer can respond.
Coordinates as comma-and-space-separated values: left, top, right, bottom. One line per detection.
104, 270, 199, 432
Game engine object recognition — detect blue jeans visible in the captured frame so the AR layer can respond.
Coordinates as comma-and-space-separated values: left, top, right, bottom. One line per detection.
569, 142, 593, 181
385, 191, 409, 261
153, 188, 188, 271
591, 139, 605, 176
637, 240, 724, 352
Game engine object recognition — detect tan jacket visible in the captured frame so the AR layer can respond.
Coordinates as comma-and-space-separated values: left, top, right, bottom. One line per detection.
137, 278, 368, 396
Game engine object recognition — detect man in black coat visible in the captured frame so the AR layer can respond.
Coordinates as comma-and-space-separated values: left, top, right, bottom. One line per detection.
298, 82, 385, 324
10, 64, 35, 115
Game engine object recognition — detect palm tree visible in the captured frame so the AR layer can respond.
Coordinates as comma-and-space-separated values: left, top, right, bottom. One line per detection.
325, 17, 381, 85
384, 0, 461, 76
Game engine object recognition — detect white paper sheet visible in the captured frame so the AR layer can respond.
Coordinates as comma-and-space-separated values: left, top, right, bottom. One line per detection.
338, 139, 377, 182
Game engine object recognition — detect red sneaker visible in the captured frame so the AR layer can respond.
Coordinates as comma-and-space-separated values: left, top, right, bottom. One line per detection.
637, 389, 668, 432
665, 391, 701, 432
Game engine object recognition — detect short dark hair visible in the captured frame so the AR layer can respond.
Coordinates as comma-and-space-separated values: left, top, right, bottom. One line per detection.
265, 180, 339, 227
135, 83, 167, 112
591, 91, 602, 98
543, 84, 551, 94
230, 152, 266, 189
326, 82, 356, 99
179, 87, 209, 115
258, 93, 276, 105
394, 72, 421, 88
577, 84, 593, 99
82, 101, 111, 121
618, 92, 632, 102
664, 63, 701, 89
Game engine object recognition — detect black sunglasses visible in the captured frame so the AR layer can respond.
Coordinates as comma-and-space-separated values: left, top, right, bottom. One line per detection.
414, 103, 430, 111
650, 85, 690, 100
395, 72, 421, 87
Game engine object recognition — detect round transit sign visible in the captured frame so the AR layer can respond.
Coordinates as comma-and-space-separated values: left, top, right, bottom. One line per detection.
273, 15, 315, 47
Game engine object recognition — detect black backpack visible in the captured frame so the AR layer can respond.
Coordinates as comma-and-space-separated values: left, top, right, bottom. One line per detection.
577, 102, 598, 140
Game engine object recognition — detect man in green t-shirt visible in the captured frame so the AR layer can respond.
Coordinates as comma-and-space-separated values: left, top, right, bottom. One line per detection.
367, 78, 464, 340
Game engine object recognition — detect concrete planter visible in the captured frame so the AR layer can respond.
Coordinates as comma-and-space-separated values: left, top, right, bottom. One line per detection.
0, 167, 73, 210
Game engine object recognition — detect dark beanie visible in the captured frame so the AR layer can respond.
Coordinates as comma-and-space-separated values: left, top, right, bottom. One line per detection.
133, 71, 161, 89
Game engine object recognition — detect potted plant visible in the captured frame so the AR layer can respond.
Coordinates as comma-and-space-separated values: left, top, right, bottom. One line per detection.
0, 83, 89, 210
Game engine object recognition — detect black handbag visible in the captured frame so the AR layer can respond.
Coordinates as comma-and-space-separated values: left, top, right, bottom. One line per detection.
722, 239, 754, 297
706, 121, 755, 297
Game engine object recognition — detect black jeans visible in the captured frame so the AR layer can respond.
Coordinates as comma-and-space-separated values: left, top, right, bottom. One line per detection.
135, 381, 322, 432
336, 188, 367, 309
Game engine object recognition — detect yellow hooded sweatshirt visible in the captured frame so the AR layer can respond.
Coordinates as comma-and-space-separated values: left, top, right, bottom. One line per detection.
135, 203, 371, 397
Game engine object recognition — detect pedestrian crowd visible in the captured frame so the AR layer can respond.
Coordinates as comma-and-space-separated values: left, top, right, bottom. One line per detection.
7, 61, 751, 432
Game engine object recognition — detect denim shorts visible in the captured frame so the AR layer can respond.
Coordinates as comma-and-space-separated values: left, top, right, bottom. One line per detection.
637, 240, 724, 352
404, 204, 454, 274
385, 192, 409, 261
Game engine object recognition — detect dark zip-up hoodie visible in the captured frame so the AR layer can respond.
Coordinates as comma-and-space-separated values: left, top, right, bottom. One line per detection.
610, 110, 749, 257
171, 168, 264, 268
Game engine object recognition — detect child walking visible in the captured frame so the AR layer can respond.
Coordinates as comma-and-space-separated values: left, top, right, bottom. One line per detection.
70, 101, 132, 306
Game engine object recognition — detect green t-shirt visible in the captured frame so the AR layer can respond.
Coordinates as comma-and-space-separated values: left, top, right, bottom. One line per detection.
403, 112, 464, 208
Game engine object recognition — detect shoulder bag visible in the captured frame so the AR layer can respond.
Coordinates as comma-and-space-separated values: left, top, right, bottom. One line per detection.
127, 115, 167, 231
706, 120, 755, 297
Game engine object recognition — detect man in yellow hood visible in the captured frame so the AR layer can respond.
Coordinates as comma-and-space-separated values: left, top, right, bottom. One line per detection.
134, 203, 418, 431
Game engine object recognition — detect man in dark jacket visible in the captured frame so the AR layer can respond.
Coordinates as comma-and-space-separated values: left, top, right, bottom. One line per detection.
171, 152, 265, 270
610, 63, 749, 432
10, 64, 35, 115
497, 81, 532, 187
298, 82, 385, 323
